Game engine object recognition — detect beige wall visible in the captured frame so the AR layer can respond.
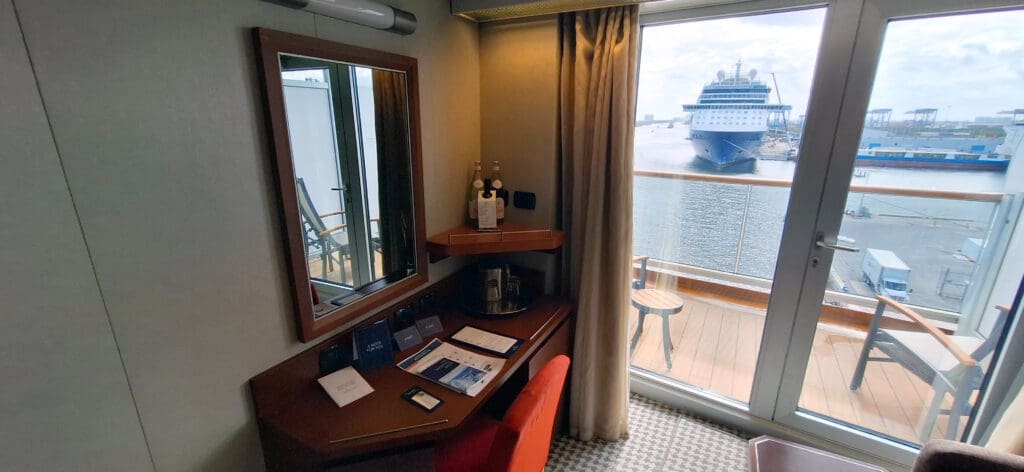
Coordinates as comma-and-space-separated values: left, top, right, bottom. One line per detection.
479, 16, 562, 284
4, 0, 479, 470
0, 0, 152, 469
479, 16, 560, 229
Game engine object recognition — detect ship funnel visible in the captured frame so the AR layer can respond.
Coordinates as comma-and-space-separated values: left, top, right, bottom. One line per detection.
748, 69, 758, 79
717, 70, 726, 80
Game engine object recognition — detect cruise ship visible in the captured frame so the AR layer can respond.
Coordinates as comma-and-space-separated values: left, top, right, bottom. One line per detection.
683, 61, 791, 169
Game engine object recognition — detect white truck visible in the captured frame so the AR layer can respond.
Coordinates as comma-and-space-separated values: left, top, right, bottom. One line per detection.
861, 248, 911, 302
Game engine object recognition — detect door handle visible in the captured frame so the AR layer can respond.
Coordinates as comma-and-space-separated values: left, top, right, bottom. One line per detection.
815, 232, 860, 252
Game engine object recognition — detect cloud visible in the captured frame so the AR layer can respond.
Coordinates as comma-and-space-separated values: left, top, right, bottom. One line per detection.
638, 8, 1024, 122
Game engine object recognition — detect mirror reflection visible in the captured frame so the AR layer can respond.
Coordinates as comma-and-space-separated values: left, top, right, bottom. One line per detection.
279, 54, 416, 318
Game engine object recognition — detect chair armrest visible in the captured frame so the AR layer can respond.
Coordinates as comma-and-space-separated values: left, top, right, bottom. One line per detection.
913, 439, 1024, 472
319, 224, 347, 237
878, 296, 976, 367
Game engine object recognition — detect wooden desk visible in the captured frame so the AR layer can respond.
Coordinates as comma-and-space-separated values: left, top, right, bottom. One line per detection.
250, 296, 574, 471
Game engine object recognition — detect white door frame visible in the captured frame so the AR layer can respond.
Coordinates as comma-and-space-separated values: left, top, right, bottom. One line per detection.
639, 0, 1024, 467
767, 0, 1024, 466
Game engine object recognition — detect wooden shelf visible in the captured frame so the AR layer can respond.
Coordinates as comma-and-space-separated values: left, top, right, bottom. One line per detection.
425, 223, 565, 262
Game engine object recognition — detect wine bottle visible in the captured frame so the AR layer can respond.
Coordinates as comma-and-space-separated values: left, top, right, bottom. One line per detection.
468, 161, 483, 223
490, 161, 505, 225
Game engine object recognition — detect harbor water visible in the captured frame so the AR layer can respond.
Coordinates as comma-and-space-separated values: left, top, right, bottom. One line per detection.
632, 123, 1009, 312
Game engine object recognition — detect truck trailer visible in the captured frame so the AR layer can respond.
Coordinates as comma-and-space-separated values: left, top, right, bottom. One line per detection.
862, 248, 911, 302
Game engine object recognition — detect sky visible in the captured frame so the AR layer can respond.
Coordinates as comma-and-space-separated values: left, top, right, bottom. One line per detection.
636, 7, 1024, 123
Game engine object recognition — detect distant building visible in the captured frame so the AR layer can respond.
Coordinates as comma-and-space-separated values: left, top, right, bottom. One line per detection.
975, 116, 1013, 125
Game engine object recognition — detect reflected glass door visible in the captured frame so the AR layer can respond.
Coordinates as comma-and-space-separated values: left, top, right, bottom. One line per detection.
772, 4, 1024, 458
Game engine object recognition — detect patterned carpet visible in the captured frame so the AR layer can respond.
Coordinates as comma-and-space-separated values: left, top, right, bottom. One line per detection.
547, 394, 753, 471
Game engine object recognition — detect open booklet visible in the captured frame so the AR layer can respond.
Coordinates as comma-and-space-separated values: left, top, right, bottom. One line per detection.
396, 338, 505, 397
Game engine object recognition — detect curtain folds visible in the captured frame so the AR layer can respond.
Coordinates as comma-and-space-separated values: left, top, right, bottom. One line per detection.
558, 5, 639, 441
372, 70, 413, 278
987, 383, 1024, 455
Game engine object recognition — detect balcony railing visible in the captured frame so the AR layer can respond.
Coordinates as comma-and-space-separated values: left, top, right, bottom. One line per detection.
632, 169, 1018, 324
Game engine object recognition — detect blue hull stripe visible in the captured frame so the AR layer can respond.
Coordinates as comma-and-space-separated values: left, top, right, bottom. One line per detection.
689, 130, 764, 167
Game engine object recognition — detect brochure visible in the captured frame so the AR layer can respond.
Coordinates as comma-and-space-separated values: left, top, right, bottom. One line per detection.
396, 338, 505, 397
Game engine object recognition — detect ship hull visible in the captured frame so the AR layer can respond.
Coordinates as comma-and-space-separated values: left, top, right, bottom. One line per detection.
689, 130, 764, 168
855, 154, 1009, 171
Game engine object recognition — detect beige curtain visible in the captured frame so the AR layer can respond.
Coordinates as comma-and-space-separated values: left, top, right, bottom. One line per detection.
372, 70, 413, 278
558, 5, 639, 441
987, 392, 1024, 454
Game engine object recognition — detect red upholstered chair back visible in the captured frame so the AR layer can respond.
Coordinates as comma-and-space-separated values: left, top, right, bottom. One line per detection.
486, 355, 571, 472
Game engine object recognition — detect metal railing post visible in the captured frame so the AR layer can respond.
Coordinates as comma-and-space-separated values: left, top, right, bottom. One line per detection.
735, 184, 753, 273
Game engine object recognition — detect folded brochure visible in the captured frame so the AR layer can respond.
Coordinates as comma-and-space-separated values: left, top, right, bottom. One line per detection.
396, 338, 505, 397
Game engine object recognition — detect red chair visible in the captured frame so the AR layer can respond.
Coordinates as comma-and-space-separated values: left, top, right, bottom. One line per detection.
435, 355, 571, 472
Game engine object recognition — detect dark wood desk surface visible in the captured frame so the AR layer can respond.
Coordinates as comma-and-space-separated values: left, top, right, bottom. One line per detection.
250, 296, 574, 470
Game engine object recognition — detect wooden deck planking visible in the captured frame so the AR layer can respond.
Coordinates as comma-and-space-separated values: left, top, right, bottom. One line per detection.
709, 307, 740, 397
667, 302, 709, 381
798, 342, 830, 415
688, 304, 724, 389
628, 291, 959, 445
307, 251, 385, 286
830, 336, 890, 434
812, 333, 860, 426
730, 313, 761, 402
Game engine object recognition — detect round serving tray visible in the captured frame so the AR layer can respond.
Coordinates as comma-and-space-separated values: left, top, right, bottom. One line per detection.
459, 291, 534, 317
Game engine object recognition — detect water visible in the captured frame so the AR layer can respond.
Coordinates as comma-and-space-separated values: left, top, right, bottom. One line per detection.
632, 123, 1009, 311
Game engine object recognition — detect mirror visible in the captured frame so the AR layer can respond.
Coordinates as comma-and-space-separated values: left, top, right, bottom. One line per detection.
254, 28, 427, 342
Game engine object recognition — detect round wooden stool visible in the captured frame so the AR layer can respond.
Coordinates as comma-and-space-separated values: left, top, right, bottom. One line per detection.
630, 289, 684, 369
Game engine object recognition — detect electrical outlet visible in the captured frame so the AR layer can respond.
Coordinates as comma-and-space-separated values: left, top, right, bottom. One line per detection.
513, 191, 536, 210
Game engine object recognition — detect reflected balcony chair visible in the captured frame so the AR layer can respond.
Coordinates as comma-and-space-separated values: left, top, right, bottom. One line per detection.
850, 297, 1012, 442
295, 178, 350, 283
629, 255, 685, 370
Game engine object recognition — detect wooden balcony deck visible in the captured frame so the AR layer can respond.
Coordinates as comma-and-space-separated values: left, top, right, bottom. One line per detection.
629, 287, 963, 445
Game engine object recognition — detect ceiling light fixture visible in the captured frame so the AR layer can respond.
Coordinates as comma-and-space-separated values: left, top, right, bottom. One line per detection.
265, 0, 416, 35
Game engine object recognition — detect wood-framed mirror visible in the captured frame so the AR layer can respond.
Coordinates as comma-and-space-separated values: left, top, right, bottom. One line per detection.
254, 28, 427, 342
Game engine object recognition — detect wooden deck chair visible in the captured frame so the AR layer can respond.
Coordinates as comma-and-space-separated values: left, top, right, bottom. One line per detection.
850, 297, 1012, 442
295, 178, 350, 283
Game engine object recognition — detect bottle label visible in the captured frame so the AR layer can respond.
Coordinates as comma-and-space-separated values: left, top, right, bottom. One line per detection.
476, 192, 498, 229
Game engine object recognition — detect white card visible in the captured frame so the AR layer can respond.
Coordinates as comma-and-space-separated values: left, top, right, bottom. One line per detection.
476, 192, 497, 229
317, 366, 374, 408
452, 326, 518, 354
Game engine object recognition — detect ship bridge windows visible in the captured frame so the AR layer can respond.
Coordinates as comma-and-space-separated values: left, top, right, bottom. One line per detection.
915, 152, 946, 159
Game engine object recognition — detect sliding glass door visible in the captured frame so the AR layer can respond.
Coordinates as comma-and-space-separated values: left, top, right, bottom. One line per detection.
633, 0, 1024, 466
631, 5, 827, 404
765, 0, 1024, 463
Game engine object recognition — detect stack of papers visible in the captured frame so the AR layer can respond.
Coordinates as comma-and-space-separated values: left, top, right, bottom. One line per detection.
397, 339, 505, 397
